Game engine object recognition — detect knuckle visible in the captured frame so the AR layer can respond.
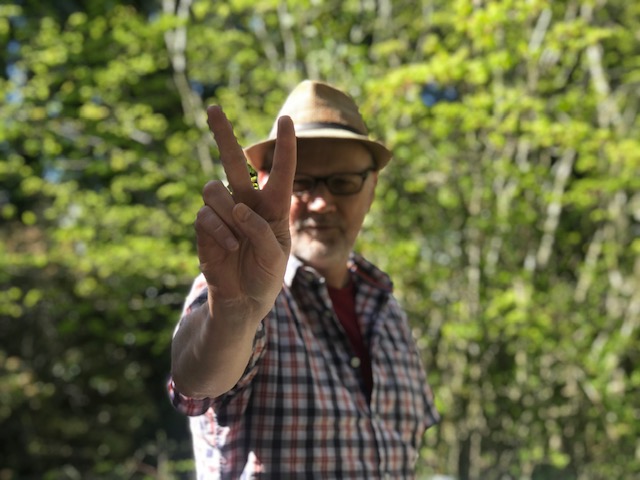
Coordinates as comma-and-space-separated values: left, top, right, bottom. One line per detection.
194, 206, 213, 229
202, 180, 227, 198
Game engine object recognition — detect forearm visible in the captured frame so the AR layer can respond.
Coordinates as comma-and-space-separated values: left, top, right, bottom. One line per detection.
171, 292, 263, 399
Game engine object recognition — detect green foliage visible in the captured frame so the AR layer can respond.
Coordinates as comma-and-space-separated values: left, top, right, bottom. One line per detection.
1, 0, 638, 479
1, 0, 199, 477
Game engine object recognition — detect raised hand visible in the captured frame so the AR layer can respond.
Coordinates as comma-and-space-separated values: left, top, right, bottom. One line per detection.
196, 106, 296, 321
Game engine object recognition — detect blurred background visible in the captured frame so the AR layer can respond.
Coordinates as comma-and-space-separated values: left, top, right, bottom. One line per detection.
1, 0, 638, 478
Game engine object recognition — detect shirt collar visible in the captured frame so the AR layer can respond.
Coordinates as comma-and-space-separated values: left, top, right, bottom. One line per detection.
284, 255, 306, 288
284, 253, 393, 293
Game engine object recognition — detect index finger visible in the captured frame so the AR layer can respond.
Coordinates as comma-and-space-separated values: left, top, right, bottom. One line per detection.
262, 116, 296, 202
207, 105, 254, 195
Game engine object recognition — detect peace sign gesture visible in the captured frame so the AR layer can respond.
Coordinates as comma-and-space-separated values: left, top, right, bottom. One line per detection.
196, 106, 296, 322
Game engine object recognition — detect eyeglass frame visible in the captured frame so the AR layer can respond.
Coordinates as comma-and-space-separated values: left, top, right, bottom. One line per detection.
291, 166, 377, 197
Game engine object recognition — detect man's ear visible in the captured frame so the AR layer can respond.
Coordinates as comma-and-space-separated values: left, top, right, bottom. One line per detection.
366, 171, 379, 211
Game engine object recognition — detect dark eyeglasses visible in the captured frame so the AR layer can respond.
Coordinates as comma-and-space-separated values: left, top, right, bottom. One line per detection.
292, 167, 376, 196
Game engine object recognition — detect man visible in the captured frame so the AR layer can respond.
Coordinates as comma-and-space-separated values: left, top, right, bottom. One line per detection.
169, 80, 439, 479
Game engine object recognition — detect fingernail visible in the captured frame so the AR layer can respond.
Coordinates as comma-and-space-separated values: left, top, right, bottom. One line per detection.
234, 203, 251, 222
226, 237, 239, 250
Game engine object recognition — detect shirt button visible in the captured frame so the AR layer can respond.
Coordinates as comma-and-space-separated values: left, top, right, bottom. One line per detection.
350, 356, 361, 368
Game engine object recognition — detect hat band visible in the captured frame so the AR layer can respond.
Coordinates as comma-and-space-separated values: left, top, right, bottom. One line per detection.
295, 122, 365, 135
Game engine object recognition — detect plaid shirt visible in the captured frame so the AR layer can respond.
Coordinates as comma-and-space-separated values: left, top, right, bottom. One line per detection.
169, 254, 439, 479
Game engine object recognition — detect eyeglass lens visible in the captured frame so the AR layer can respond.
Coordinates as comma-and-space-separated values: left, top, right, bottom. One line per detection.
293, 170, 372, 196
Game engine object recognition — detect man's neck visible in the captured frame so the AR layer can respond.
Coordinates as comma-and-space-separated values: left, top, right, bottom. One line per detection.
301, 258, 350, 289
323, 268, 350, 289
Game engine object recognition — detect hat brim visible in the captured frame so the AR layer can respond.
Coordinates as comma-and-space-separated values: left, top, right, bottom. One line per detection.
244, 129, 392, 171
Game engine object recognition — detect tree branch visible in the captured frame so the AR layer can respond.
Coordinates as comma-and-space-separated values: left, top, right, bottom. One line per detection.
163, 0, 214, 176
536, 148, 576, 269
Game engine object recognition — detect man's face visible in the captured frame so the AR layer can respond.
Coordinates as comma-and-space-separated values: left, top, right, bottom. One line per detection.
259, 138, 378, 278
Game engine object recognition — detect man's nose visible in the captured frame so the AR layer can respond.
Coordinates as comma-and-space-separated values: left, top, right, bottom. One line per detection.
305, 183, 335, 212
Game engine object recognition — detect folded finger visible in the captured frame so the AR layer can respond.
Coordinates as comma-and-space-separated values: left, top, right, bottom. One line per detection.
195, 205, 239, 252
232, 203, 287, 266
201, 179, 240, 235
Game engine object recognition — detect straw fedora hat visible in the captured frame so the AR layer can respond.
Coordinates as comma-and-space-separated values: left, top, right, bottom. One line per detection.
244, 80, 392, 171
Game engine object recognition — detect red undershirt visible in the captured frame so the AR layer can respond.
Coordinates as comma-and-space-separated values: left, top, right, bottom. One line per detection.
327, 281, 373, 400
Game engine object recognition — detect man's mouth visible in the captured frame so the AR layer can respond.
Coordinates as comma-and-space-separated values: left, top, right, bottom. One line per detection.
298, 220, 338, 233
302, 220, 335, 228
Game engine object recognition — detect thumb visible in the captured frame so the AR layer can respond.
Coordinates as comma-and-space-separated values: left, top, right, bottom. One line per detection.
232, 203, 285, 260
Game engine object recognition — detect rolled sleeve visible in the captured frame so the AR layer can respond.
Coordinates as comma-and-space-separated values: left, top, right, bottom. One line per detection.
168, 378, 212, 416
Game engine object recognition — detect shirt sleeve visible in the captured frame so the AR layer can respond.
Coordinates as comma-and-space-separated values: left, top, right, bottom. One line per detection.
168, 377, 212, 416
167, 273, 269, 416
